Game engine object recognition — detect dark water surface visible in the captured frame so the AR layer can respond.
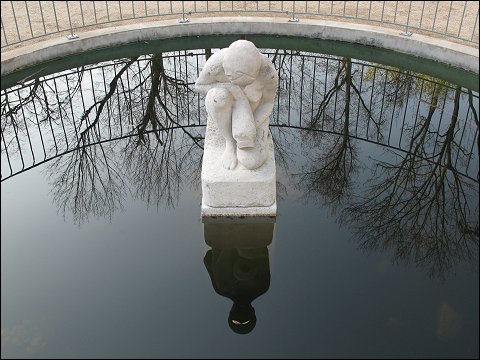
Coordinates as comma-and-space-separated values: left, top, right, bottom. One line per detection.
1, 43, 479, 358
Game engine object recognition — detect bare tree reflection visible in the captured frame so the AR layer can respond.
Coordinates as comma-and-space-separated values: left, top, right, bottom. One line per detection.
341, 85, 479, 279
270, 125, 297, 202
263, 49, 304, 202
50, 142, 126, 224
1, 73, 78, 160
44, 52, 204, 223
299, 58, 360, 208
77, 58, 138, 146
289, 57, 415, 208
284, 54, 479, 278
300, 130, 356, 210
123, 130, 202, 209
121, 53, 203, 208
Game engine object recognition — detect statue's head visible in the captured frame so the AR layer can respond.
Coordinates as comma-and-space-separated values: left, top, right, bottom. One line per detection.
223, 40, 262, 87
228, 302, 257, 334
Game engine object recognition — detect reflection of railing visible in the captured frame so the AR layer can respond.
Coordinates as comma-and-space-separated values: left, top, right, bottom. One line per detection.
1, 51, 204, 181
1, 50, 479, 182
1, 1, 479, 49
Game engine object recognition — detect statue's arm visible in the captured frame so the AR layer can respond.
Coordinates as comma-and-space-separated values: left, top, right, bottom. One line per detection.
253, 63, 279, 126
194, 72, 224, 95
253, 94, 276, 127
194, 50, 233, 95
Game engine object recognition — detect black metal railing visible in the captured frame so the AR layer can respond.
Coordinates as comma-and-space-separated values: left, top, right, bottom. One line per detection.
1, 1, 479, 49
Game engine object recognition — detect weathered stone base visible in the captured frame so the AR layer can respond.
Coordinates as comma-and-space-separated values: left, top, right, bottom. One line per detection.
201, 200, 277, 218
201, 116, 277, 216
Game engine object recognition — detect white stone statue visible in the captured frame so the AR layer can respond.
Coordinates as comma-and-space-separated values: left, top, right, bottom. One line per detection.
195, 40, 278, 170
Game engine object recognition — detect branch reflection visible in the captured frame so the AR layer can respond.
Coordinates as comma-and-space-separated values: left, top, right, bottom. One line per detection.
44, 52, 204, 223
290, 55, 479, 279
300, 57, 359, 208
340, 85, 479, 279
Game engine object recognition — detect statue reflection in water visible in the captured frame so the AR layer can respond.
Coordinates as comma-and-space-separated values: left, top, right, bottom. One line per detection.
202, 219, 274, 334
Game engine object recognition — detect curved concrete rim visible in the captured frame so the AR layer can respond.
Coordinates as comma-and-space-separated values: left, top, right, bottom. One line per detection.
1, 16, 479, 77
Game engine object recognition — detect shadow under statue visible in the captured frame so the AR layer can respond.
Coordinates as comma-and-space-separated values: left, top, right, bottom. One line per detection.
203, 218, 274, 334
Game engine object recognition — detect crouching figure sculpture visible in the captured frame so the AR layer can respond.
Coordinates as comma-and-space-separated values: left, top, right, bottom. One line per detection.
196, 40, 278, 216
195, 39, 278, 170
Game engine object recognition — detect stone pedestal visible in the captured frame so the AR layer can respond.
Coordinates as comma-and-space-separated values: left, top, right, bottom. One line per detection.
201, 116, 276, 218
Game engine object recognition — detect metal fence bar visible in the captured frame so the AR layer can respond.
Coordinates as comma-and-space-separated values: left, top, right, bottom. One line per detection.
80, 1, 85, 25
65, 74, 79, 143
1, 17, 8, 45
66, 1, 78, 39
30, 92, 47, 159
24, 1, 34, 37
394, 1, 399, 23
445, 1, 453, 33
419, 1, 425, 28
1, 126, 14, 178
354, 64, 364, 137
179, 0, 189, 23
431, 90, 449, 158
17, 88, 35, 163
400, 1, 413, 36
432, 1, 439, 31
322, 58, 329, 131
52, 1, 60, 31
387, 73, 399, 145
366, 65, 376, 139
11, 103, 26, 170
10, 1, 21, 43
472, 10, 479, 41
106, 1, 111, 21
457, 1, 467, 37
454, 103, 470, 167
38, 1, 47, 34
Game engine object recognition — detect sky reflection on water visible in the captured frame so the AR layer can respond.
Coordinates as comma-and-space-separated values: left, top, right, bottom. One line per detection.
1, 47, 478, 358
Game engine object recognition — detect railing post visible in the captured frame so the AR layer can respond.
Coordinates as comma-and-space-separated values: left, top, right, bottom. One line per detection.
179, 1, 190, 23
288, 2, 299, 22
400, 1, 413, 36
66, 1, 79, 39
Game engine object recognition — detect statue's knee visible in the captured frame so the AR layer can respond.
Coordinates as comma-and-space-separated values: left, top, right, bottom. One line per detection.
237, 147, 266, 170
206, 87, 233, 113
